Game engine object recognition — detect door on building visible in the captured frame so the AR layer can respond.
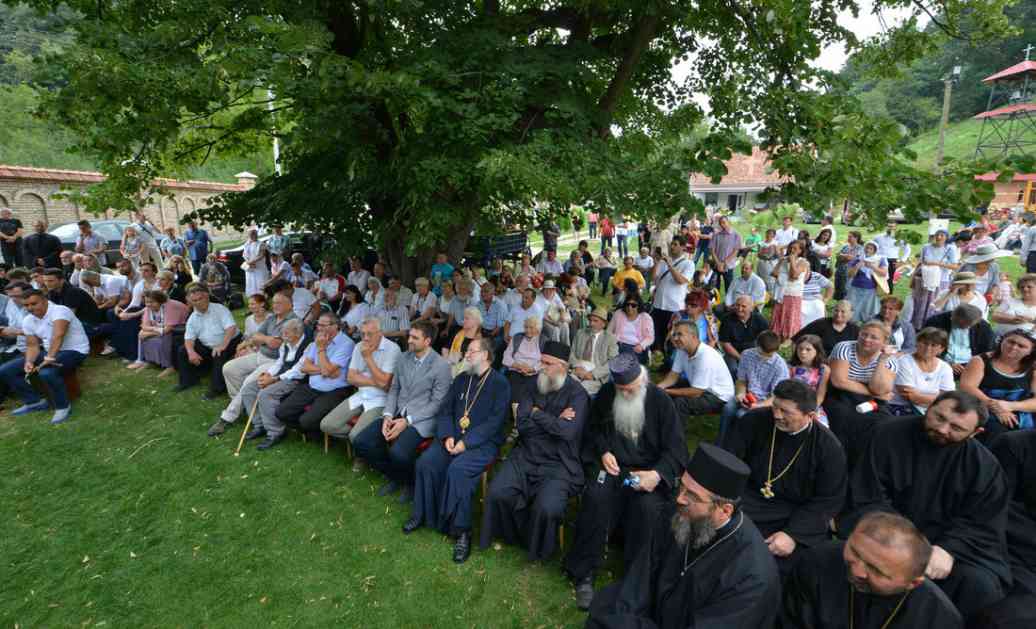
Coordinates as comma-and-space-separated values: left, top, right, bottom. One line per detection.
727, 194, 739, 214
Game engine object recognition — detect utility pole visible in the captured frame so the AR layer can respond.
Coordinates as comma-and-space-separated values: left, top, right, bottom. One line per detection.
268, 87, 282, 176
934, 65, 962, 174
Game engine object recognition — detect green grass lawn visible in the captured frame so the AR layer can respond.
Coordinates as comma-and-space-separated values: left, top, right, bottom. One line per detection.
4, 214, 1020, 627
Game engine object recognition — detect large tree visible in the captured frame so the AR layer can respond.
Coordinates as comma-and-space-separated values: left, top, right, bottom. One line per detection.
9, 0, 1023, 279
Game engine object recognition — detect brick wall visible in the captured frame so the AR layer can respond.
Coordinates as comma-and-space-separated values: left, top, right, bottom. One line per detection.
0, 165, 256, 238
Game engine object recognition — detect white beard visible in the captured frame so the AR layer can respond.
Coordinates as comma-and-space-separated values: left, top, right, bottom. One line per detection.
613, 376, 647, 442
537, 371, 566, 394
671, 511, 719, 550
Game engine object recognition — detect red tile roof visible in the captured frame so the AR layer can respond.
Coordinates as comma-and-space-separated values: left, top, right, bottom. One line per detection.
0, 164, 251, 192
975, 172, 1036, 182
983, 60, 1036, 83
688, 147, 787, 191
973, 102, 1036, 120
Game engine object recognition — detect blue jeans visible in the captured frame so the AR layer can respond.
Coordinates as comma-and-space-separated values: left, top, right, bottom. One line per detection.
616, 235, 628, 258
0, 350, 87, 410
718, 396, 750, 443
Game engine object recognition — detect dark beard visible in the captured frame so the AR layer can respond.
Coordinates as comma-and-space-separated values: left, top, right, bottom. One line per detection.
670, 511, 718, 550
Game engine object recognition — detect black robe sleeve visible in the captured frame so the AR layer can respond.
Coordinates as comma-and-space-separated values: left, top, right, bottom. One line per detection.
653, 389, 687, 488
784, 428, 847, 547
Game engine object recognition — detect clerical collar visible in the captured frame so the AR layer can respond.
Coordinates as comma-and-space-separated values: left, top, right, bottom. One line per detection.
785, 421, 813, 436
681, 511, 743, 577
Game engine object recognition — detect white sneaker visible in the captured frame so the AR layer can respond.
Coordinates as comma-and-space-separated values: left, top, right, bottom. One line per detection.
50, 407, 71, 424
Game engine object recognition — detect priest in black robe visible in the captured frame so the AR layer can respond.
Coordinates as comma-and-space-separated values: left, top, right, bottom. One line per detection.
586, 443, 780, 629
840, 390, 1011, 617
564, 353, 688, 610
720, 379, 847, 575
403, 337, 510, 563
781, 511, 963, 629
480, 341, 590, 561
990, 430, 1036, 596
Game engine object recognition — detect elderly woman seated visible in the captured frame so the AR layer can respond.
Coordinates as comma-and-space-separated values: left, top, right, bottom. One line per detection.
444, 306, 483, 377
870, 296, 915, 354
132, 289, 190, 376
502, 315, 545, 402
961, 328, 1036, 444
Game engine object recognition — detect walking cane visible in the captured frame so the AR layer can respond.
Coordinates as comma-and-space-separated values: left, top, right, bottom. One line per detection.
234, 397, 261, 456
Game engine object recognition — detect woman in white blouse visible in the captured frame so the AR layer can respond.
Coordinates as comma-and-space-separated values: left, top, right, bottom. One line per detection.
933, 271, 988, 319
888, 327, 955, 415
242, 228, 269, 297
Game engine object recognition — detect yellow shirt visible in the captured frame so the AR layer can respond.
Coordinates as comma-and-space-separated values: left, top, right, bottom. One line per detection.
612, 268, 646, 290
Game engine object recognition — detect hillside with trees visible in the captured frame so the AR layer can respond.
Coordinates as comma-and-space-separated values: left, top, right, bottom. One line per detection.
0, 4, 272, 182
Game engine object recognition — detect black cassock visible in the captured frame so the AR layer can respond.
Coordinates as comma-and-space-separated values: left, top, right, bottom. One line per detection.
990, 431, 1036, 596
480, 375, 590, 560
841, 415, 1011, 617
720, 410, 847, 574
780, 541, 963, 629
411, 369, 510, 535
586, 507, 780, 629
564, 382, 688, 580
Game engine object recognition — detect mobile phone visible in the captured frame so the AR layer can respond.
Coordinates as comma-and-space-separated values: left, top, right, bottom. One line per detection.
597, 470, 607, 484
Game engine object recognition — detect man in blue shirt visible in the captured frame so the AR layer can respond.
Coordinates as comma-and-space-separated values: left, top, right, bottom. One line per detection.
429, 252, 454, 297
274, 312, 355, 437
184, 221, 212, 275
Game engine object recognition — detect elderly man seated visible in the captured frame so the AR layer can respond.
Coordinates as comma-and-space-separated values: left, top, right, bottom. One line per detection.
320, 316, 402, 472
569, 306, 619, 396
717, 294, 770, 377
502, 315, 546, 402
535, 280, 570, 344
207, 292, 297, 436
274, 312, 355, 436
174, 284, 242, 398
924, 303, 996, 377
0, 288, 90, 424
720, 259, 766, 315
374, 286, 411, 349
78, 269, 130, 356
239, 319, 311, 450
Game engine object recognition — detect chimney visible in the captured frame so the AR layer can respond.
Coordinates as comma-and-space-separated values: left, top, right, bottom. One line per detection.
235, 171, 258, 188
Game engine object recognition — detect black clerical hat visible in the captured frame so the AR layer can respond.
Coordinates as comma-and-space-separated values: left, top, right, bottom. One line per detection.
608, 353, 640, 385
542, 341, 571, 362
687, 443, 750, 501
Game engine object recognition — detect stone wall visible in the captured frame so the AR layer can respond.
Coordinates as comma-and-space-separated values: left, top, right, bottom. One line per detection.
0, 165, 257, 238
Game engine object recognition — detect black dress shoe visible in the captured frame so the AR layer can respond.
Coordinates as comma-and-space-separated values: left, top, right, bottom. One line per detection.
256, 434, 285, 451
452, 531, 472, 564
244, 427, 266, 440
402, 517, 421, 534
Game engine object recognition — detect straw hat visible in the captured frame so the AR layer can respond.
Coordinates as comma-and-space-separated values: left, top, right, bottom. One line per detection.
963, 243, 1013, 265
951, 271, 978, 285
588, 306, 609, 322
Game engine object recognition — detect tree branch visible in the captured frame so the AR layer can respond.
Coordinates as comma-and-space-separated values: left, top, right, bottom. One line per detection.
596, 13, 661, 128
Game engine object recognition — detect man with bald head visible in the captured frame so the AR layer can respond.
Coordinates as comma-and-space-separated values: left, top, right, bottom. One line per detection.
0, 208, 24, 267
782, 511, 963, 628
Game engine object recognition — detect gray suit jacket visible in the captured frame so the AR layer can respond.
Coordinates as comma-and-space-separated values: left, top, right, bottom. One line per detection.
383, 350, 453, 437
570, 328, 619, 394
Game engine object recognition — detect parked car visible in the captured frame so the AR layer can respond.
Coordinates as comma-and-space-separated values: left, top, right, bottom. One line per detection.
49, 219, 131, 265
218, 232, 337, 285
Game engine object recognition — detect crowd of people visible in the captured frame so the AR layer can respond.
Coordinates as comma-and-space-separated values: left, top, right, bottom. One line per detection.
4, 203, 1036, 628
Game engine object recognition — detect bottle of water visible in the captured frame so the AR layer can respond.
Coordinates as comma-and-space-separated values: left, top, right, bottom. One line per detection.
622, 473, 641, 488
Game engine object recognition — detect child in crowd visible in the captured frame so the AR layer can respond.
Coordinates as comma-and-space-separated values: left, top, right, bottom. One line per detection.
788, 334, 830, 427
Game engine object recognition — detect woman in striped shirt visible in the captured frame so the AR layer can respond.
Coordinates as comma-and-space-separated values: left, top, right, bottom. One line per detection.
823, 320, 899, 467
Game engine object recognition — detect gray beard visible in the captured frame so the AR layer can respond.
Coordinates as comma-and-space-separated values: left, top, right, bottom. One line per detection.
466, 362, 484, 375
671, 511, 719, 550
537, 371, 566, 394
612, 378, 647, 442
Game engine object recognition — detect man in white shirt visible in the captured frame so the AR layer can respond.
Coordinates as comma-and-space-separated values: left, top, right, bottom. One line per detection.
0, 281, 30, 360
650, 235, 694, 354
775, 216, 799, 252
722, 260, 767, 311
504, 287, 545, 340
657, 320, 735, 418
320, 317, 401, 471
388, 277, 414, 310
347, 257, 371, 292
79, 270, 130, 313
874, 224, 901, 289
175, 285, 242, 399
502, 274, 530, 313
410, 277, 439, 323
536, 249, 565, 276
0, 288, 89, 424
635, 247, 654, 290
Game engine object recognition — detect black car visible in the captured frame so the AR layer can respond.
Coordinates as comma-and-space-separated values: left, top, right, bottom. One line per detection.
218, 232, 337, 285
49, 219, 132, 265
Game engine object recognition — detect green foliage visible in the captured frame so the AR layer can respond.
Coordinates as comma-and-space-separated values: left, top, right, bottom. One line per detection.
751, 202, 801, 230
5, 0, 1020, 282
